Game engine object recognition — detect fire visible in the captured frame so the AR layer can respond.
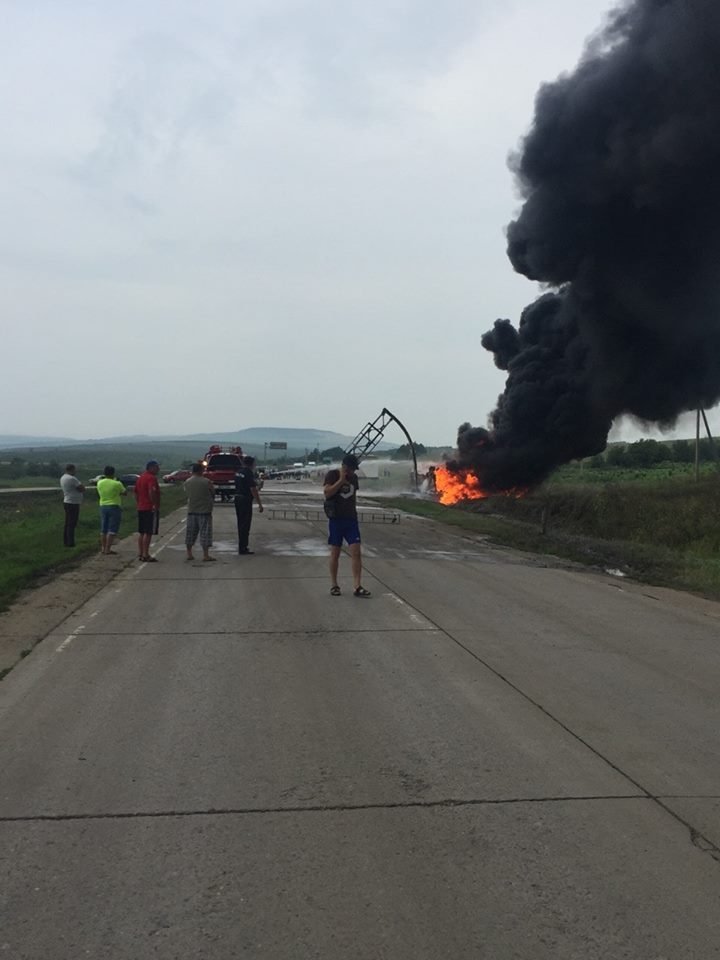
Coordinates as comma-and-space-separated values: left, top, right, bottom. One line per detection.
434, 466, 489, 505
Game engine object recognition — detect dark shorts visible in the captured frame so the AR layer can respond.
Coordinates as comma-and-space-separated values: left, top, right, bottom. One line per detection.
328, 517, 361, 547
137, 510, 156, 535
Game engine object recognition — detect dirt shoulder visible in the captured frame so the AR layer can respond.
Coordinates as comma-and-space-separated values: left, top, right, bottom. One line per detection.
0, 509, 186, 680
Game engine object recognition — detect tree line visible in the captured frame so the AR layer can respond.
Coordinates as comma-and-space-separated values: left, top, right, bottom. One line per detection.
588, 438, 717, 469
0, 457, 64, 479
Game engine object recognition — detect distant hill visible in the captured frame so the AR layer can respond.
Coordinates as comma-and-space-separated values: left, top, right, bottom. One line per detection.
0, 434, 80, 448
0, 427, 397, 457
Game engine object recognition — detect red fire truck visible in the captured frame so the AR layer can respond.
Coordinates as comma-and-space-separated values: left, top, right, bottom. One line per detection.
202, 445, 244, 501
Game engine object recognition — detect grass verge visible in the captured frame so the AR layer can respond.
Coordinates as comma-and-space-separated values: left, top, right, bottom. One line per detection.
380, 478, 720, 599
0, 485, 187, 612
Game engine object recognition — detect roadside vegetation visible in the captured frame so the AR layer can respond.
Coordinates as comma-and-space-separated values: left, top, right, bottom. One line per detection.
0, 446, 198, 488
383, 464, 720, 599
0, 485, 187, 611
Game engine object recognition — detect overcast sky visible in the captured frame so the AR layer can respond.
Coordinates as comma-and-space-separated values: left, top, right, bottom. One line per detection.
3, 0, 701, 445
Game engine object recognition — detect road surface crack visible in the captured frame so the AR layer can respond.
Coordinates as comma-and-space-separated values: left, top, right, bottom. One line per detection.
1, 794, 648, 823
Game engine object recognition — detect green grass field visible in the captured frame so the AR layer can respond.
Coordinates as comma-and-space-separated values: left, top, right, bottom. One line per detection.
0, 442, 202, 488
550, 460, 720, 485
0, 485, 187, 612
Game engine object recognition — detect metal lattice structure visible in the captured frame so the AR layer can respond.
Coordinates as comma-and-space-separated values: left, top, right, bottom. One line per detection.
345, 407, 419, 491
267, 508, 400, 524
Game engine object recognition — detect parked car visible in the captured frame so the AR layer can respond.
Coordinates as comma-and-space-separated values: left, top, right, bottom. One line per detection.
87, 473, 139, 487
163, 469, 192, 484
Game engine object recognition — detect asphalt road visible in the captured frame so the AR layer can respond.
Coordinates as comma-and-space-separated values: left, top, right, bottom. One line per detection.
2, 488, 720, 958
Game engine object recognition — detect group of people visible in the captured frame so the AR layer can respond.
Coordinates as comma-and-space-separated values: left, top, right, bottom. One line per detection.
60, 460, 163, 560
61, 451, 371, 596
181, 454, 264, 561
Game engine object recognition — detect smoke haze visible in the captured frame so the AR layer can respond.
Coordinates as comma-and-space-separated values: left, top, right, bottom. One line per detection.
456, 0, 720, 491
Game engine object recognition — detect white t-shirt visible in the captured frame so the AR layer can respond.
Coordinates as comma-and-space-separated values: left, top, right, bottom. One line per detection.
60, 473, 84, 504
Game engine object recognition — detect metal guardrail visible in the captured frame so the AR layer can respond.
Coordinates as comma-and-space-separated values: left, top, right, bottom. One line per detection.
267, 509, 400, 524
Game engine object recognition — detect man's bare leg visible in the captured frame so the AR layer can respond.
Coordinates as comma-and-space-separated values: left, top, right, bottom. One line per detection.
139, 532, 152, 559
329, 545, 341, 589
349, 542, 362, 590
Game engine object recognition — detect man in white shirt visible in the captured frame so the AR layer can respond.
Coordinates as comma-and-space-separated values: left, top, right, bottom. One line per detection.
60, 464, 85, 548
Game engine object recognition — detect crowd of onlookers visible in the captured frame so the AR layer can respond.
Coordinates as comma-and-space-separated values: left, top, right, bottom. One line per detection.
60, 460, 164, 560
60, 451, 373, 597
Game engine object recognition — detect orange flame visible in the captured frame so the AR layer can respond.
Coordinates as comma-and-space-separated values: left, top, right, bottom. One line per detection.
435, 466, 489, 505
434, 465, 528, 505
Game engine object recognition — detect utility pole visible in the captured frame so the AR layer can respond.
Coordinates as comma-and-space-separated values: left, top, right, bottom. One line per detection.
699, 409, 719, 471
695, 409, 701, 481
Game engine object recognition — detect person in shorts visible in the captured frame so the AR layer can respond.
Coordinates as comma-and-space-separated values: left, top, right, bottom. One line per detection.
135, 460, 161, 562
184, 462, 216, 561
323, 453, 371, 598
96, 466, 126, 555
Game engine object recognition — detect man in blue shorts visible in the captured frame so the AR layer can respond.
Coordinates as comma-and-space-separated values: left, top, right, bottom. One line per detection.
323, 453, 371, 598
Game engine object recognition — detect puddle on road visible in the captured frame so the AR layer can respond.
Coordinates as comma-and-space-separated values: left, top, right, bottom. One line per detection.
407, 548, 494, 562
166, 540, 239, 554
167, 538, 373, 557
263, 538, 329, 556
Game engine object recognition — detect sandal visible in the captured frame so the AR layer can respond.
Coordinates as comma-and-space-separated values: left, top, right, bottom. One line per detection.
330, 585, 341, 596
353, 586, 371, 598
143, 556, 158, 563
203, 556, 217, 562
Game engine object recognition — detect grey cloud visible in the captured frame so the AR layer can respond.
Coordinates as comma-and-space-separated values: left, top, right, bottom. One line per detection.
233, 0, 494, 119
76, 31, 237, 191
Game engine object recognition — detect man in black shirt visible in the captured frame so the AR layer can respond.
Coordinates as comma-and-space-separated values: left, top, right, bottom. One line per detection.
234, 456, 264, 554
323, 453, 371, 597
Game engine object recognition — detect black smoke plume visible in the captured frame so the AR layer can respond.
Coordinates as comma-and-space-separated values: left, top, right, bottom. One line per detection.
454, 0, 720, 492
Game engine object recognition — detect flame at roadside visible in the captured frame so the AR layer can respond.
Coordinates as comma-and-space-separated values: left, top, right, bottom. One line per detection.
434, 465, 528, 505
435, 466, 489, 505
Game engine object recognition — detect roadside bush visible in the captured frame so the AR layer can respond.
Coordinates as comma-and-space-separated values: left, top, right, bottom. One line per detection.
482, 477, 720, 553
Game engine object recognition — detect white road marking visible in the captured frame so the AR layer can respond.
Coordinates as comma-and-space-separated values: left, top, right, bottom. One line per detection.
55, 624, 85, 653
384, 592, 426, 625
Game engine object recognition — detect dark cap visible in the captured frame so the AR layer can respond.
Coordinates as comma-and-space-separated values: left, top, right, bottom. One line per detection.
342, 453, 359, 470
146, 460, 159, 469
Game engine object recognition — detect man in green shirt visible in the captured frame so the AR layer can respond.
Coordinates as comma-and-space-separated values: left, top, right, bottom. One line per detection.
96, 466, 127, 555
